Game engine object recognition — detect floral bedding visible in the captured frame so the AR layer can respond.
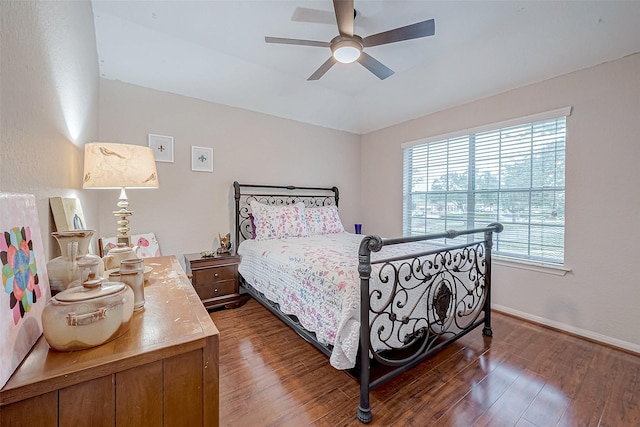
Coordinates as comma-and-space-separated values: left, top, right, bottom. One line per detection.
237, 232, 444, 370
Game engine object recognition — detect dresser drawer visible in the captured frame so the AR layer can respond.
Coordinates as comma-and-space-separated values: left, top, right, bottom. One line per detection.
194, 280, 237, 301
192, 265, 237, 284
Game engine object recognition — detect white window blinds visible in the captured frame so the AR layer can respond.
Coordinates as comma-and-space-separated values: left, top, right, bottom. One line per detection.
403, 108, 570, 265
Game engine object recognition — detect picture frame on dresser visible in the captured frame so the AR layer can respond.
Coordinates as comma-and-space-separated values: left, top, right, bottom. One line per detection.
49, 197, 87, 231
0, 192, 51, 389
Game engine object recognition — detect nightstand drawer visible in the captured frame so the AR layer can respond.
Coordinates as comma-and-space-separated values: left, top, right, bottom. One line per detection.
195, 280, 237, 301
193, 265, 236, 284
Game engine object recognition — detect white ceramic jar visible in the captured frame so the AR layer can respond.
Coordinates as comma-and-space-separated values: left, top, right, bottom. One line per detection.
42, 278, 134, 351
109, 258, 145, 311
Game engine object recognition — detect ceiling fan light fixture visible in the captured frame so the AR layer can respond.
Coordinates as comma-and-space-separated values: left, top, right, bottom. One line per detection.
332, 40, 362, 63
265, 3, 435, 81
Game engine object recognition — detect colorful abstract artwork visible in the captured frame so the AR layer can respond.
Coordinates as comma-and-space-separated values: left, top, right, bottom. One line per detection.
1, 226, 43, 325
0, 193, 50, 389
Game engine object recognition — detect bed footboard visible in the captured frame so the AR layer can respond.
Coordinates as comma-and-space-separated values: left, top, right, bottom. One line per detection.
356, 223, 503, 424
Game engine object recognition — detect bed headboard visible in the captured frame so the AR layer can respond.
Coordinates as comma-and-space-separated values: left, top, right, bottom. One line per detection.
233, 181, 339, 246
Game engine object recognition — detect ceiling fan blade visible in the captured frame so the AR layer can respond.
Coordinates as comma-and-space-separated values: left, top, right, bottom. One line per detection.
363, 18, 435, 47
357, 52, 394, 80
333, 0, 354, 36
265, 36, 330, 48
308, 57, 337, 81
291, 7, 335, 25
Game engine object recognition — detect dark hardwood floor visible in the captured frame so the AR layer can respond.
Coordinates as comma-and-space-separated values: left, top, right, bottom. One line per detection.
210, 299, 640, 426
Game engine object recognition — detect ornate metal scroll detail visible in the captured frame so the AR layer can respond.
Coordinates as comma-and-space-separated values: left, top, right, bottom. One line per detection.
368, 242, 487, 366
433, 280, 452, 323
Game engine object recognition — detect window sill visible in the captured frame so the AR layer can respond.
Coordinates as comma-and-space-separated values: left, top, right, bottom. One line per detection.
493, 256, 571, 276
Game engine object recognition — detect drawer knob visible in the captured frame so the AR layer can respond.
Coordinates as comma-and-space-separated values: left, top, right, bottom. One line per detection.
214, 288, 218, 293
214, 273, 219, 278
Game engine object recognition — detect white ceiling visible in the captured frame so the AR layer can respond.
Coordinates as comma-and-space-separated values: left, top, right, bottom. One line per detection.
92, 1, 640, 134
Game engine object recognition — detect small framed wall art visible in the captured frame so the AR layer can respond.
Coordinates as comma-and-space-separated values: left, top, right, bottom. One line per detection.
192, 146, 213, 172
148, 134, 174, 163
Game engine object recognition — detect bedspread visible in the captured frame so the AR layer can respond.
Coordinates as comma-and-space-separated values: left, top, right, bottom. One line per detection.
238, 232, 457, 369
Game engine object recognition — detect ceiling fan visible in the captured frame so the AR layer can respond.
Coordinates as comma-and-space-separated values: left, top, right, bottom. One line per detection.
265, 0, 435, 81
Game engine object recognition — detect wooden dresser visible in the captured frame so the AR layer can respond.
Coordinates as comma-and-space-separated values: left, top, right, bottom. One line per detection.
0, 256, 219, 427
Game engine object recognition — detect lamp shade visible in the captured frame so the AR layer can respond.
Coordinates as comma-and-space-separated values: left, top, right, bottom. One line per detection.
83, 143, 159, 189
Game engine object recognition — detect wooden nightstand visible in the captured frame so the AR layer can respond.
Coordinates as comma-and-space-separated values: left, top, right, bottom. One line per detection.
184, 252, 242, 310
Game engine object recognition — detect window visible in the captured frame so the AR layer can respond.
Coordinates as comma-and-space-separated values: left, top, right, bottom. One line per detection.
402, 107, 571, 265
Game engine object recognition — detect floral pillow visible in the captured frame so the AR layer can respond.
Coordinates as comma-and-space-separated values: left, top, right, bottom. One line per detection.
305, 205, 345, 235
250, 201, 309, 240
250, 201, 278, 240
275, 202, 309, 238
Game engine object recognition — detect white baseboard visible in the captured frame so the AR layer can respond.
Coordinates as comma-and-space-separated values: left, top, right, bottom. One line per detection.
492, 304, 640, 355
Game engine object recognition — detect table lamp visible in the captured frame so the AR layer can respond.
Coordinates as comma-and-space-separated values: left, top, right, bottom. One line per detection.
83, 142, 159, 247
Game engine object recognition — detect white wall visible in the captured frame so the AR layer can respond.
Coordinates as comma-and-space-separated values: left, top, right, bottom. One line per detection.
0, 0, 100, 258
98, 79, 361, 265
361, 53, 640, 352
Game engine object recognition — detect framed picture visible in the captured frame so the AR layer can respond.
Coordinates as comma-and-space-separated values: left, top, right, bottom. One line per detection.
148, 134, 174, 163
49, 197, 87, 231
1, 192, 51, 388
191, 146, 213, 172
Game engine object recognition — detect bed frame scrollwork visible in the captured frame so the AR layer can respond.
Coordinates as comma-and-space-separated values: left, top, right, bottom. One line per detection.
233, 181, 503, 424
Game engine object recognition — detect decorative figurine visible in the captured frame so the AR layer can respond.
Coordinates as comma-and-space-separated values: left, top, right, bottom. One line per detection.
217, 233, 232, 254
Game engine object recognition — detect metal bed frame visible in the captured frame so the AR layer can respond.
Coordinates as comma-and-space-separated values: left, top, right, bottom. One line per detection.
233, 181, 503, 423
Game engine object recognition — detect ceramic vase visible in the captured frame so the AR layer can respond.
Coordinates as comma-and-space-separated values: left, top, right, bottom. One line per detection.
47, 230, 104, 294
